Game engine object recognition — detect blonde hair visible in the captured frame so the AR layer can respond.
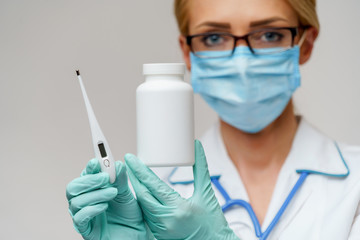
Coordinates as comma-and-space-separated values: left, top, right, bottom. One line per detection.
174, 0, 320, 36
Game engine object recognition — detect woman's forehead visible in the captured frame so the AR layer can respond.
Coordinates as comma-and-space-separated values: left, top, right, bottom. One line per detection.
189, 0, 298, 33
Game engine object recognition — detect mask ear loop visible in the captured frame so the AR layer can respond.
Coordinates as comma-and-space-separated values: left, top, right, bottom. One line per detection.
297, 29, 307, 47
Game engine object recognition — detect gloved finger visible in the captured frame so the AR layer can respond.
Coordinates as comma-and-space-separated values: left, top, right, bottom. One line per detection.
127, 166, 171, 231
192, 140, 214, 199
125, 153, 181, 205
66, 172, 110, 201
126, 163, 162, 209
113, 161, 131, 194
127, 165, 185, 237
69, 187, 117, 215
143, 211, 168, 238
81, 158, 102, 176
73, 203, 108, 236
111, 161, 137, 204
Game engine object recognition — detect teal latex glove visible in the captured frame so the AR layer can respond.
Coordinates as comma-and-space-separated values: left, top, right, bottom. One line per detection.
125, 140, 240, 240
66, 159, 153, 240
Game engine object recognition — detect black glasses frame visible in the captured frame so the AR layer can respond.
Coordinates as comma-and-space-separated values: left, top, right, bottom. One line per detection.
186, 27, 299, 57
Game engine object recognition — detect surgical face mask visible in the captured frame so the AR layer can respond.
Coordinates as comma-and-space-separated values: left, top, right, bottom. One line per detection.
190, 46, 301, 133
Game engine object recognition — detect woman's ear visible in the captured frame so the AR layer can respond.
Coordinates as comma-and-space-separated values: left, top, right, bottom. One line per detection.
299, 27, 319, 65
179, 35, 191, 71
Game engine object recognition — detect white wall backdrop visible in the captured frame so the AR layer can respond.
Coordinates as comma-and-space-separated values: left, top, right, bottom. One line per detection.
0, 0, 358, 239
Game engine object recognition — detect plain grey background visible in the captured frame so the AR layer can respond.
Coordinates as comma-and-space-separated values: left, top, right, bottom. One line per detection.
0, 0, 359, 239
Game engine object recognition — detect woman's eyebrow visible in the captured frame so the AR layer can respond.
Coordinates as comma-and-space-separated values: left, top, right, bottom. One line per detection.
195, 21, 231, 29
249, 17, 289, 28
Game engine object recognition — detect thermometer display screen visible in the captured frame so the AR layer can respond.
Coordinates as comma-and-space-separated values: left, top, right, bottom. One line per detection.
98, 143, 107, 158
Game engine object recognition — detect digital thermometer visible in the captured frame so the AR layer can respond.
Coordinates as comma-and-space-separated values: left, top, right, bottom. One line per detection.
76, 70, 116, 183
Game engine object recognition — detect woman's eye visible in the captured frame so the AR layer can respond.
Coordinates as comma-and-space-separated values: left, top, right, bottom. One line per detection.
201, 34, 225, 47
260, 32, 284, 42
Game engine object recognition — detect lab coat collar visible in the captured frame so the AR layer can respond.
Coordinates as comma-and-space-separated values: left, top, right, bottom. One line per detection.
287, 119, 349, 178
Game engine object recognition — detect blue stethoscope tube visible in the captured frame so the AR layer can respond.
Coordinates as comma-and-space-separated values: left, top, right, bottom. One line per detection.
211, 173, 308, 239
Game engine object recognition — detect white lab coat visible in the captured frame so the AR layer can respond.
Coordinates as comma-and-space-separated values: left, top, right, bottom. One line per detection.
153, 119, 360, 239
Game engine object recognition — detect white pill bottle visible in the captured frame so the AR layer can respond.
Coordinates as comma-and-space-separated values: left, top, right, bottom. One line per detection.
136, 63, 194, 167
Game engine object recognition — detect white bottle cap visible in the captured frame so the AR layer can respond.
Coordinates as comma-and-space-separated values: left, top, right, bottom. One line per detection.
143, 63, 185, 75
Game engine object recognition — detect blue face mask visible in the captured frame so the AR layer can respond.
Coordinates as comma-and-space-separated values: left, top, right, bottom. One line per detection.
190, 46, 301, 133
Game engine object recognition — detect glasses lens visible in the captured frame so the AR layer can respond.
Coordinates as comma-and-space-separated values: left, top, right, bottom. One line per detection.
191, 33, 234, 58
249, 28, 293, 54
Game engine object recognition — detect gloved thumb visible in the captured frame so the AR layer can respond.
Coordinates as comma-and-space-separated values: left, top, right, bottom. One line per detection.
192, 140, 214, 200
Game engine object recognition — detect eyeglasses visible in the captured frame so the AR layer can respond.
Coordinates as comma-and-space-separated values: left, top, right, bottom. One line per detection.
186, 27, 299, 58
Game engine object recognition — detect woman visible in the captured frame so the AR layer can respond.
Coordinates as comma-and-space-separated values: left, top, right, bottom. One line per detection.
66, 0, 360, 239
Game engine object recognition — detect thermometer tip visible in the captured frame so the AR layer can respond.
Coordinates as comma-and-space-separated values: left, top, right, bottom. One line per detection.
76, 70, 80, 76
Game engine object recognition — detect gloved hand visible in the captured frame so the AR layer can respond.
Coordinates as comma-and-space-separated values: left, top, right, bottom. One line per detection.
66, 158, 153, 240
125, 140, 240, 240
